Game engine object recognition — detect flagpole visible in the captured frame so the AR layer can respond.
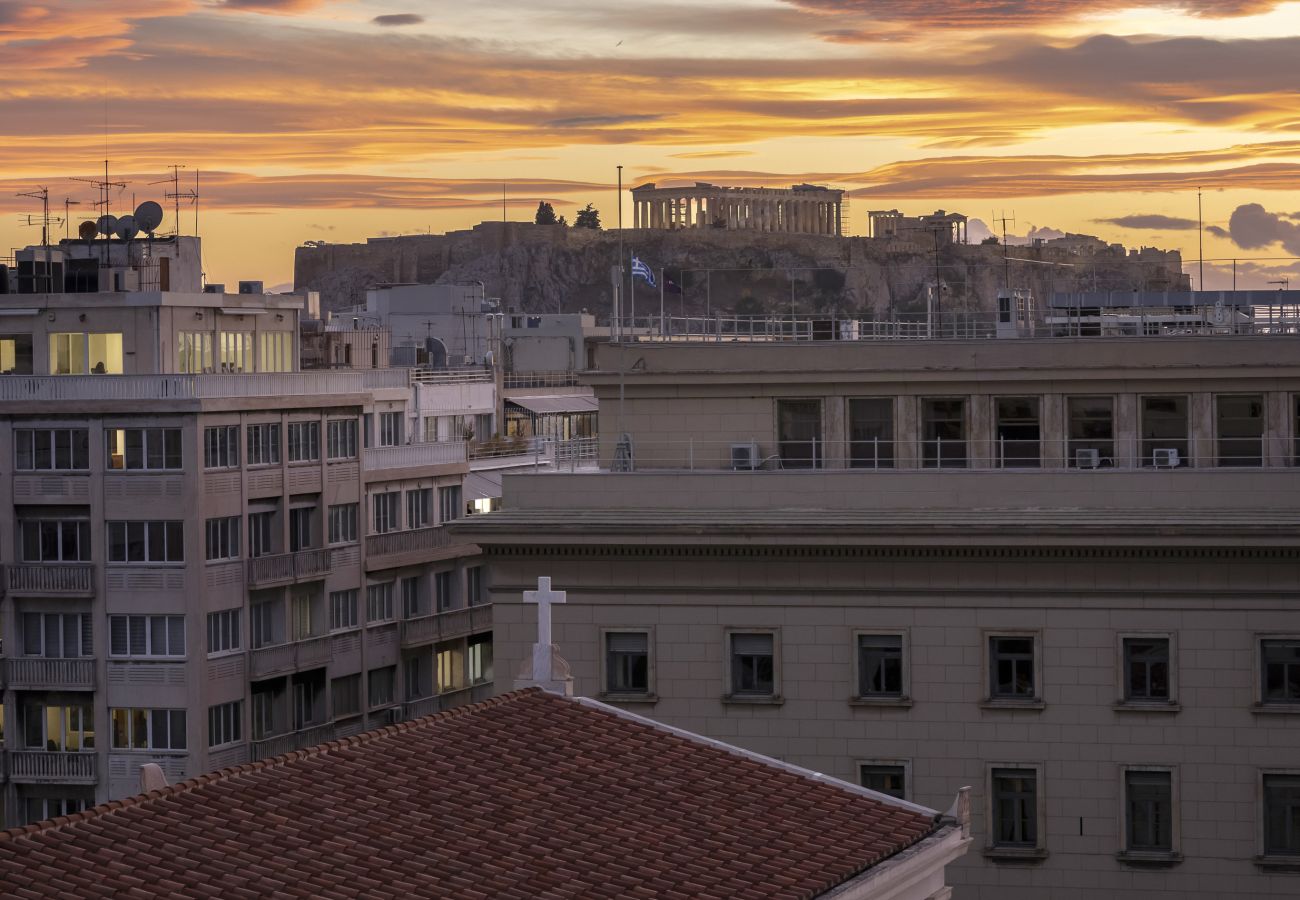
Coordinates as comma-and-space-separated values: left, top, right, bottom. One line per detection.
659, 268, 665, 337
630, 251, 636, 331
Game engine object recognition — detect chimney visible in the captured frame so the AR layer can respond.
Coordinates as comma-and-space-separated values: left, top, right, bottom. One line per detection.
139, 763, 169, 793
514, 576, 574, 695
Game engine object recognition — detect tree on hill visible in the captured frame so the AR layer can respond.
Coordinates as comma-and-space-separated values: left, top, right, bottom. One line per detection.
981, 235, 1000, 245
534, 202, 558, 225
557, 215, 568, 226
574, 203, 601, 229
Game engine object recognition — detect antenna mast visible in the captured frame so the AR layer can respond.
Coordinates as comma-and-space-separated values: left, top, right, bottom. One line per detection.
150, 165, 198, 237
17, 186, 61, 292
993, 210, 1016, 290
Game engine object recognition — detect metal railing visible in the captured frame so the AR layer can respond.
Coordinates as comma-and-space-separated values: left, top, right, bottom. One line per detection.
6, 657, 95, 689
7, 564, 94, 595
400, 683, 484, 720
250, 722, 337, 760
366, 525, 454, 561
401, 604, 493, 647
503, 372, 581, 389
9, 751, 97, 783
364, 441, 467, 471
410, 367, 494, 385
581, 436, 1300, 473
0, 370, 411, 401
246, 548, 331, 587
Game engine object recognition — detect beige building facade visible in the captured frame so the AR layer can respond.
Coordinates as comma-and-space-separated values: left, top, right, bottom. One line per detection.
458, 335, 1300, 899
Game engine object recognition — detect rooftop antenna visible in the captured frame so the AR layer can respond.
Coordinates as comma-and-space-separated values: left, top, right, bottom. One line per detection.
62, 198, 81, 240
993, 210, 1016, 290
1197, 186, 1204, 291
150, 165, 197, 237
17, 186, 61, 292
71, 168, 126, 267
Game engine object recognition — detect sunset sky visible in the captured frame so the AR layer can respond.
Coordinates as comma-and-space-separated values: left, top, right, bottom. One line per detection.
3, 0, 1300, 290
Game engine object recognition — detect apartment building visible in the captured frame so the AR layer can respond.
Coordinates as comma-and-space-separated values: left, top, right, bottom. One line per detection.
457, 322, 1300, 899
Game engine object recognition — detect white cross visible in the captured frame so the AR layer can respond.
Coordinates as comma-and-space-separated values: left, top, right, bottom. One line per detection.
523, 576, 566, 682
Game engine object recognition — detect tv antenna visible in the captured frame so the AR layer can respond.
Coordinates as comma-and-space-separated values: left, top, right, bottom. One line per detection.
992, 210, 1016, 289
17, 187, 62, 247
149, 165, 198, 236
62, 198, 82, 239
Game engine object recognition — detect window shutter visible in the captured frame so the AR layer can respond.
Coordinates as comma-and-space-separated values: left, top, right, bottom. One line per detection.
129, 616, 147, 655
168, 616, 185, 655
732, 633, 773, 655
607, 632, 648, 653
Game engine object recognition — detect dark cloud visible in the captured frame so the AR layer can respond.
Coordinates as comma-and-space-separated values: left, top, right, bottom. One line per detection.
1096, 214, 1199, 230
372, 13, 423, 26
785, 0, 1283, 28
545, 114, 663, 128
1207, 225, 1230, 238
1222, 203, 1300, 255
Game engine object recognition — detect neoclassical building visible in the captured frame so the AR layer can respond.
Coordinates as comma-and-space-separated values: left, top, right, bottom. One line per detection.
631, 182, 843, 235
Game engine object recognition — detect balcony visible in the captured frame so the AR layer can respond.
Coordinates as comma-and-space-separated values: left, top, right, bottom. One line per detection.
7, 564, 94, 597
401, 682, 494, 721
0, 370, 411, 403
9, 751, 97, 784
6, 657, 96, 690
363, 441, 467, 474
365, 525, 466, 570
248, 634, 332, 679
250, 722, 336, 760
401, 605, 492, 648
246, 548, 331, 588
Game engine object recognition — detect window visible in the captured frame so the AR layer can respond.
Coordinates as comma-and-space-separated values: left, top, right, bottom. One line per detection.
21, 613, 91, 658
250, 600, 276, 649
21, 702, 93, 751
922, 398, 966, 468
366, 582, 395, 622
605, 631, 650, 694
466, 566, 484, 606
1217, 395, 1264, 466
1261, 639, 1300, 705
1067, 396, 1114, 467
110, 708, 186, 750
407, 488, 431, 529
1123, 769, 1175, 855
328, 503, 358, 544
205, 516, 241, 561
438, 485, 463, 523
373, 492, 400, 534
332, 674, 362, 718
106, 427, 181, 470
0, 333, 34, 374
1294, 396, 1300, 466
50, 332, 123, 375
859, 764, 907, 800
363, 413, 373, 449
857, 633, 905, 699
1263, 774, 1300, 857
24, 797, 89, 824
287, 421, 319, 463
378, 411, 403, 447
990, 768, 1040, 850
259, 332, 293, 373
405, 655, 427, 700
289, 506, 314, 552
250, 690, 276, 740
368, 666, 396, 708
988, 634, 1038, 702
15, 428, 89, 471
204, 424, 239, 469
330, 589, 359, 631
246, 423, 281, 466
1123, 637, 1171, 703
292, 677, 321, 729
177, 331, 213, 373
290, 591, 316, 641
402, 577, 423, 618
469, 633, 493, 684
219, 331, 252, 373
107, 521, 184, 563
206, 609, 241, 655
437, 646, 459, 693
995, 397, 1040, 468
208, 701, 242, 748
327, 419, 358, 459
20, 519, 91, 562
109, 614, 185, 657
1141, 396, 1188, 467
248, 510, 274, 558
776, 399, 822, 469
729, 632, 776, 697
49, 332, 85, 375
435, 571, 453, 613
848, 398, 893, 469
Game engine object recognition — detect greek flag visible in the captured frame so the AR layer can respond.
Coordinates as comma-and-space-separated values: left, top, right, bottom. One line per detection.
631, 256, 656, 287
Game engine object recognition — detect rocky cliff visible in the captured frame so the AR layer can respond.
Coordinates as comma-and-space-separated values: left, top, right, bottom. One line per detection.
294, 221, 1186, 318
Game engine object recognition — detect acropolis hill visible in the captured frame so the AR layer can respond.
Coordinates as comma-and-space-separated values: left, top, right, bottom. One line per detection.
293, 219, 1189, 317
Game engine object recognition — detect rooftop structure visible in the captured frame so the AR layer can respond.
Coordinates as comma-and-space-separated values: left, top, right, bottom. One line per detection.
0, 688, 971, 898
867, 210, 968, 245
631, 182, 845, 235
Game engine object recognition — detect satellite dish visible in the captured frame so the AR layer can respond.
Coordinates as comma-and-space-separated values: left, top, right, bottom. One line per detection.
97, 215, 118, 236
114, 215, 139, 240
135, 201, 164, 234
78, 220, 97, 241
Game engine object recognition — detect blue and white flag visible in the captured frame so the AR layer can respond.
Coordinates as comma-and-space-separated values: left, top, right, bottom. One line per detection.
631, 256, 656, 287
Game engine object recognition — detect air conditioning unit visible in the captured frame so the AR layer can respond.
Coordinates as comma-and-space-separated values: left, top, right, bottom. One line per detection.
1152, 448, 1180, 468
731, 441, 760, 471
203, 283, 225, 294
237, 280, 264, 295
1075, 448, 1101, 469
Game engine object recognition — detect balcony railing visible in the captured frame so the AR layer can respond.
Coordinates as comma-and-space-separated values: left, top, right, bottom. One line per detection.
248, 634, 332, 679
9, 751, 97, 783
6, 657, 95, 690
250, 722, 336, 760
0, 370, 411, 402
363, 441, 467, 472
7, 564, 94, 596
246, 548, 331, 588
400, 684, 483, 720
503, 371, 580, 389
410, 367, 494, 385
365, 525, 457, 568
401, 604, 492, 647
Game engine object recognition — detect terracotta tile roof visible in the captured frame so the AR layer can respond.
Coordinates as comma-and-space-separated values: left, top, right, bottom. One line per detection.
0, 689, 939, 898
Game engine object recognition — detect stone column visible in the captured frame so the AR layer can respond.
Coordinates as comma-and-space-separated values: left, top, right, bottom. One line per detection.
835, 201, 842, 236
634, 201, 641, 229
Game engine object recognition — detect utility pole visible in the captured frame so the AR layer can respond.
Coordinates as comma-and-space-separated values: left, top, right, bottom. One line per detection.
1197, 187, 1204, 291
617, 165, 624, 339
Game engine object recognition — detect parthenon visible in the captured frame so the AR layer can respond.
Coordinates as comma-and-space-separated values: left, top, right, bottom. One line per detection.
630, 182, 843, 235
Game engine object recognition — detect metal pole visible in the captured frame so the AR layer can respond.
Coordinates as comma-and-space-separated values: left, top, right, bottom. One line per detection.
659, 268, 665, 337
1197, 187, 1204, 291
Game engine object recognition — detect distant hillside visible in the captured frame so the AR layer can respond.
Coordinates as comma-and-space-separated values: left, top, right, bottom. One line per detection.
294, 221, 1187, 318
